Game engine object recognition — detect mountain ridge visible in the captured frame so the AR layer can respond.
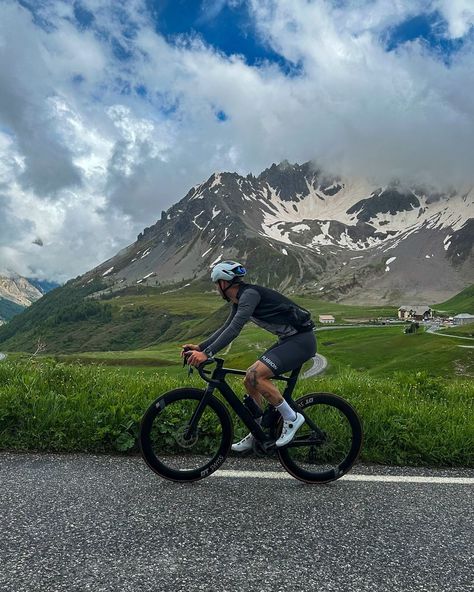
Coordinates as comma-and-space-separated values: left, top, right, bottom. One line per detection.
77, 160, 473, 304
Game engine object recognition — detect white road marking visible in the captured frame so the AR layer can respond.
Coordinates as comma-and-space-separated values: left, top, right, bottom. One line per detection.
212, 469, 474, 485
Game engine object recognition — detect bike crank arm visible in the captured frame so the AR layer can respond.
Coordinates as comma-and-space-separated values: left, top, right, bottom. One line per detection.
283, 435, 326, 448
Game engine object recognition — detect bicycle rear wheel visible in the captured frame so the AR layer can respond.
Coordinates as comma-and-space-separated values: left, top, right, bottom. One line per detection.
139, 388, 233, 482
277, 392, 363, 484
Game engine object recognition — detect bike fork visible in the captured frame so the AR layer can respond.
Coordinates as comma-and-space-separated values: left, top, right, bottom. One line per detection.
184, 385, 214, 440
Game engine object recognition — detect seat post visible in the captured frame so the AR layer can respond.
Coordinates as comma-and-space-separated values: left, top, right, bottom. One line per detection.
282, 365, 302, 400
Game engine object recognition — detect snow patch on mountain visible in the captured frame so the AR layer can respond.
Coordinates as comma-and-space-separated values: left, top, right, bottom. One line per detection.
385, 257, 397, 271
292, 224, 310, 232
192, 211, 206, 230
210, 173, 222, 189
211, 254, 223, 266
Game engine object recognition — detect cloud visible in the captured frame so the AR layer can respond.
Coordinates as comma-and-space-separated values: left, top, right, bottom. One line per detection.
0, 0, 473, 283
198, 0, 244, 23
436, 0, 474, 38
245, 0, 474, 183
0, 3, 83, 197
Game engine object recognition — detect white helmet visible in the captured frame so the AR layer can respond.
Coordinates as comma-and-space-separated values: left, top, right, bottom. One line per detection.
211, 260, 247, 283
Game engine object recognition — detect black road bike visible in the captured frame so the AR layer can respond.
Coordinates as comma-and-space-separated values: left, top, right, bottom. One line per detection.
139, 355, 363, 484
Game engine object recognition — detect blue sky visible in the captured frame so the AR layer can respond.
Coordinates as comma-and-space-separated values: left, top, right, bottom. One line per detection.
68, 0, 472, 70
385, 10, 470, 62
1, 0, 474, 281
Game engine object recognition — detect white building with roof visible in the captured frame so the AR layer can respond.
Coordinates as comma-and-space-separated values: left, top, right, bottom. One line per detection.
453, 313, 474, 325
398, 305, 432, 321
319, 314, 335, 324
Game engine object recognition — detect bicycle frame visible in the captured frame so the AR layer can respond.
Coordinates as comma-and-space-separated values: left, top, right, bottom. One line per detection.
185, 357, 319, 447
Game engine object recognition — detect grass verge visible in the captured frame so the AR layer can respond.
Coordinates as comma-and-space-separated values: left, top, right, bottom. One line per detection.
0, 359, 472, 466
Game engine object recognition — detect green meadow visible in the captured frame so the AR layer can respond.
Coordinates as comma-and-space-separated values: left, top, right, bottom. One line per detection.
41, 322, 474, 379
1, 285, 473, 465
437, 323, 474, 338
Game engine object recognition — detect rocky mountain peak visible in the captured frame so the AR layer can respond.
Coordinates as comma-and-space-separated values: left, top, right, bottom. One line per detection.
82, 161, 473, 304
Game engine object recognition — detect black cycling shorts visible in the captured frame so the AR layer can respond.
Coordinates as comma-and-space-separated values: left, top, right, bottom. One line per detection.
258, 330, 317, 375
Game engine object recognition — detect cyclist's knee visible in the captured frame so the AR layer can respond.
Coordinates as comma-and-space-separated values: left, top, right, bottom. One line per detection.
244, 362, 272, 390
244, 365, 259, 390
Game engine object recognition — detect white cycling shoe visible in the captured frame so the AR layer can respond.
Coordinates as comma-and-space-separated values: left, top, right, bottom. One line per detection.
231, 433, 254, 453
275, 413, 305, 447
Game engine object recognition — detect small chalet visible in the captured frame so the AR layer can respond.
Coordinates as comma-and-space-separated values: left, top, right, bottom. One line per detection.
398, 305, 433, 321
453, 313, 474, 325
319, 314, 335, 324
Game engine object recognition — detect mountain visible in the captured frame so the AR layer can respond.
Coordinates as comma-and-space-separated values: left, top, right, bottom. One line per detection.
0, 273, 60, 324
0, 273, 42, 324
0, 273, 43, 307
79, 161, 473, 304
27, 278, 61, 294
1, 160, 473, 351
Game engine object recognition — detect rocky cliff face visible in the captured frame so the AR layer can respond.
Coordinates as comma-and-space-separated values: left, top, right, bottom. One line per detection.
0, 273, 46, 323
76, 161, 474, 304
0, 274, 43, 308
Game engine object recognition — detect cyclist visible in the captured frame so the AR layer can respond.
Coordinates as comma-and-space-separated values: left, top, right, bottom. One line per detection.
182, 260, 316, 451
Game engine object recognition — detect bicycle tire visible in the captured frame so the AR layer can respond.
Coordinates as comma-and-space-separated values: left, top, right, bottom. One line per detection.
139, 388, 233, 482
277, 392, 363, 484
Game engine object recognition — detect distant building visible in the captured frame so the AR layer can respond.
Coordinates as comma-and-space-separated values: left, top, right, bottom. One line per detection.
319, 314, 335, 324
453, 313, 474, 325
398, 306, 432, 321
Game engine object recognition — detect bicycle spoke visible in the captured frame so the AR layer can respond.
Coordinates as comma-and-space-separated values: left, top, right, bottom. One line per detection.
277, 393, 363, 483
140, 389, 232, 481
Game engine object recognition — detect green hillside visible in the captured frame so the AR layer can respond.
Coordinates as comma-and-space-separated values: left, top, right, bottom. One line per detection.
437, 322, 474, 337
1, 276, 472, 372
0, 297, 25, 322
40, 322, 473, 380
0, 278, 398, 354
434, 284, 474, 314
0, 280, 224, 354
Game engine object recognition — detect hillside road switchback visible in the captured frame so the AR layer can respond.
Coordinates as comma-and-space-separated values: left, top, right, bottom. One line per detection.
0, 453, 473, 592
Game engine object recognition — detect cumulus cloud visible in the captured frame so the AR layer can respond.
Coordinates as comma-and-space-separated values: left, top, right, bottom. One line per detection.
0, 0, 473, 282
0, 3, 82, 197
436, 0, 474, 38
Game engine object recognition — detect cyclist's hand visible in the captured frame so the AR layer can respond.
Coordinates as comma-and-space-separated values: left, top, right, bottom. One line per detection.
180, 344, 200, 357
186, 350, 208, 367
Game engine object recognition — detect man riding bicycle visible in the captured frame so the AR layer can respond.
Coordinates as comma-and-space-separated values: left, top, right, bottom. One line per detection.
182, 260, 317, 451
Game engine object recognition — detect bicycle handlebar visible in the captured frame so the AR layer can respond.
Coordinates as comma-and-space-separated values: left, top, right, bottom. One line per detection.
182, 348, 217, 382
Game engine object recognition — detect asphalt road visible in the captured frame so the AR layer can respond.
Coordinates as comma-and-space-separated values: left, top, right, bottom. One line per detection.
0, 453, 473, 592
302, 353, 328, 378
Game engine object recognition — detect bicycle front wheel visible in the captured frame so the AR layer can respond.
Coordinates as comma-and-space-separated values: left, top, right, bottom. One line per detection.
277, 392, 363, 484
139, 388, 233, 482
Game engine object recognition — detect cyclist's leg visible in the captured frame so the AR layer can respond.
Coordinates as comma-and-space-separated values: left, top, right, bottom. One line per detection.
255, 331, 317, 404
244, 360, 282, 406
243, 341, 280, 407
244, 332, 316, 406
